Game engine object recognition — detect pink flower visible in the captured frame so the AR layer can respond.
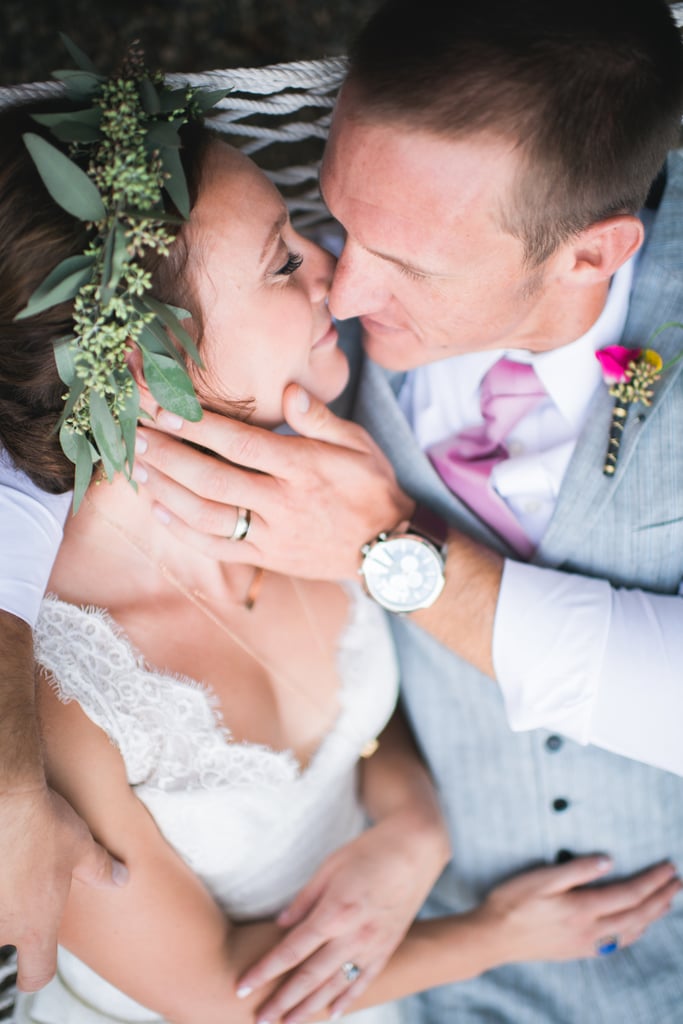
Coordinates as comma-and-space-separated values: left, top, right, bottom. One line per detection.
595, 345, 642, 384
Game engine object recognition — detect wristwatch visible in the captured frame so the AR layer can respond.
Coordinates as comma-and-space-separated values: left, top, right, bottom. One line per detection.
359, 503, 448, 613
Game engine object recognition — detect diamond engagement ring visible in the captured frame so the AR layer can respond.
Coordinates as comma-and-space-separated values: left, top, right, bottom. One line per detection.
228, 507, 251, 541
595, 934, 619, 956
341, 961, 361, 983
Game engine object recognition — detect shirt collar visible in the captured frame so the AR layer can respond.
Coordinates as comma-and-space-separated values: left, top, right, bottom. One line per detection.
408, 253, 635, 433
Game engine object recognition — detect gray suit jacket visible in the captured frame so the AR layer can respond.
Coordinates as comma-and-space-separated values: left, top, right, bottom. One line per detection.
348, 151, 683, 1022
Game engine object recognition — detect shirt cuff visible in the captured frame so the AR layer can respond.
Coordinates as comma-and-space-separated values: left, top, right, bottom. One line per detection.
492, 559, 612, 744
589, 587, 683, 775
0, 482, 71, 627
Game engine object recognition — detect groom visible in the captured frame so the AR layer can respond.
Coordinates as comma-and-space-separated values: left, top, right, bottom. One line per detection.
2, 0, 683, 1017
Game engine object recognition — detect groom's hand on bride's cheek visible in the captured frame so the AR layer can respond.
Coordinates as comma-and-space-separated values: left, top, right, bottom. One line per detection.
136, 383, 414, 580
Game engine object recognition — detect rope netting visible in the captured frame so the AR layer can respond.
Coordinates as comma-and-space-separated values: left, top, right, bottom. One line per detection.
0, 57, 348, 231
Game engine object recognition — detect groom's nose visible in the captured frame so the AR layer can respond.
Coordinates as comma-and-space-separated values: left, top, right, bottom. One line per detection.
328, 238, 388, 321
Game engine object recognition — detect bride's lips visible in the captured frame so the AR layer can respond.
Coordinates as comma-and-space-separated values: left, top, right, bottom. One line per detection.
312, 321, 339, 349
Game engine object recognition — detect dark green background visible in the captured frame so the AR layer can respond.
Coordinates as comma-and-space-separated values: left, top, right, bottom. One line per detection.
0, 1, 381, 85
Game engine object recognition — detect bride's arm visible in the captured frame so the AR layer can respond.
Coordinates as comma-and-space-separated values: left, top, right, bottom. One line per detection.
37, 674, 289, 1024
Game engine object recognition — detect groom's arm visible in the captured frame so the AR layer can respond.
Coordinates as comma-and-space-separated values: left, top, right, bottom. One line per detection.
136, 385, 683, 776
0, 459, 123, 990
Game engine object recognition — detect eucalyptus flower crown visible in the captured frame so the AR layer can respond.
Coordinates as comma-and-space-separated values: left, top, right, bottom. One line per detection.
14, 35, 229, 510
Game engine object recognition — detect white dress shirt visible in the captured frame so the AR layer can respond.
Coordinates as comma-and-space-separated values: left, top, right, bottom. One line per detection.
401, 256, 683, 776
0, 450, 70, 627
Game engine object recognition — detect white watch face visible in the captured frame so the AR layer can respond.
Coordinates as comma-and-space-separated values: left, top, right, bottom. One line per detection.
361, 536, 445, 613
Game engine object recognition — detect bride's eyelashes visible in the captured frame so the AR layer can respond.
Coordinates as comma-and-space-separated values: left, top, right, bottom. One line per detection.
273, 251, 304, 278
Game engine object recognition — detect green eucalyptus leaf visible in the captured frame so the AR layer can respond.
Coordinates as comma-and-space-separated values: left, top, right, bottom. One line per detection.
146, 120, 183, 149
59, 420, 86, 463
145, 296, 202, 367
192, 88, 231, 114
72, 447, 97, 513
59, 424, 95, 513
139, 78, 161, 115
139, 320, 184, 365
159, 146, 189, 218
89, 390, 125, 478
158, 86, 193, 114
118, 381, 141, 472
166, 304, 192, 320
108, 223, 131, 297
15, 255, 95, 320
53, 335, 80, 386
48, 120, 102, 144
141, 348, 202, 421
23, 133, 106, 222
59, 33, 97, 73
52, 69, 105, 103
32, 107, 102, 128
57, 376, 86, 427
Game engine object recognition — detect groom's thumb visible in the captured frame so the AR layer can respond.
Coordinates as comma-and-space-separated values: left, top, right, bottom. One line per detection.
283, 383, 364, 448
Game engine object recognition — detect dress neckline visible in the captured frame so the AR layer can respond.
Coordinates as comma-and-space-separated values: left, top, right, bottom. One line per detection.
39, 586, 368, 779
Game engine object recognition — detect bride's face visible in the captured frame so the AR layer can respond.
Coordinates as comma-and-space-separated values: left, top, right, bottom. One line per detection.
184, 140, 349, 427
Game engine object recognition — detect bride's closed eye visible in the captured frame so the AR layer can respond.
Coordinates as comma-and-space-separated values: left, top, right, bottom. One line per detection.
273, 251, 304, 277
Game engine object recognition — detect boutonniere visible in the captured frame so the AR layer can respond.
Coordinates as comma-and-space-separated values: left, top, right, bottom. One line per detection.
596, 323, 683, 477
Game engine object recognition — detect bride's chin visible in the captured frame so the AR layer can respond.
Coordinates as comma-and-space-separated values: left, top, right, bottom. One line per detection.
307, 350, 350, 405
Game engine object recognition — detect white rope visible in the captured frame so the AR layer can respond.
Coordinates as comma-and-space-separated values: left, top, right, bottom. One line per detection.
0, 58, 346, 230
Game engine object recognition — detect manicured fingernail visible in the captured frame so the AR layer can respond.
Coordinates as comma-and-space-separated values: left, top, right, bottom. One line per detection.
157, 410, 184, 430
135, 432, 148, 454
331, 1013, 343, 1021
296, 386, 310, 413
112, 859, 129, 887
596, 857, 612, 872
236, 986, 252, 999
132, 462, 148, 484
153, 504, 172, 525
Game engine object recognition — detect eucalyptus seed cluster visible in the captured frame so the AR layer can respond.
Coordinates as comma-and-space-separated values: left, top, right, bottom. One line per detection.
609, 357, 662, 407
65, 74, 178, 436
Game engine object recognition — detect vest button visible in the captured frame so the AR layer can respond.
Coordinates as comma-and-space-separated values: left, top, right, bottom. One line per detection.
545, 734, 563, 752
552, 797, 570, 812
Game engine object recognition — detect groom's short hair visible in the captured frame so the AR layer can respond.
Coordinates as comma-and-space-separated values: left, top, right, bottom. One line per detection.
347, 0, 683, 264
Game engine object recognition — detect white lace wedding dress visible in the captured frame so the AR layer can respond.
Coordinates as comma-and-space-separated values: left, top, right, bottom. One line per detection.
15, 588, 403, 1024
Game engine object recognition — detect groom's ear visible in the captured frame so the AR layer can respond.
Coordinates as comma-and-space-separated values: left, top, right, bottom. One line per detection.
564, 214, 644, 284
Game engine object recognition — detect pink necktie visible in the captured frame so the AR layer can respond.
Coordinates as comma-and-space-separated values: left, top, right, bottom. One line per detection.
427, 358, 547, 557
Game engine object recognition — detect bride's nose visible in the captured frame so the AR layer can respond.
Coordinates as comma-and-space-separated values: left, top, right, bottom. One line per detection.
305, 240, 335, 305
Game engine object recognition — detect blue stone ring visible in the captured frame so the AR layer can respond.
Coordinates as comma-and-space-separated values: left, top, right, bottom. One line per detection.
595, 934, 619, 956
341, 961, 362, 983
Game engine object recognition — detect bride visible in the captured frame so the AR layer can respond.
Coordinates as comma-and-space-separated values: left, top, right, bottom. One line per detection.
2, 59, 677, 1024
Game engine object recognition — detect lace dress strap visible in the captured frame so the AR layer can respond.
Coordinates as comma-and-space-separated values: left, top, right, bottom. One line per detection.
34, 597, 227, 786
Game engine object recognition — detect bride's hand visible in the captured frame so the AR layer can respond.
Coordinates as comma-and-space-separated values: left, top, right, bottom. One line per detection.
236, 818, 445, 1023
477, 855, 681, 966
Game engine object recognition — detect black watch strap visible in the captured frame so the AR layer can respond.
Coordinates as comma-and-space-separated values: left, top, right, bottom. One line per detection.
406, 502, 449, 552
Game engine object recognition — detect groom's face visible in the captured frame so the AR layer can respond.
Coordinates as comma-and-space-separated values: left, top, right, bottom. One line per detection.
320, 87, 562, 371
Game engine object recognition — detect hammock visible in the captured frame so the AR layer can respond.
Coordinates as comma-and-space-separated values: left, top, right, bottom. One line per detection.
0, 58, 347, 233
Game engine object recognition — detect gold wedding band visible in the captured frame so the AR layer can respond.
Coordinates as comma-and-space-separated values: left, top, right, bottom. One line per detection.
228, 507, 251, 542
